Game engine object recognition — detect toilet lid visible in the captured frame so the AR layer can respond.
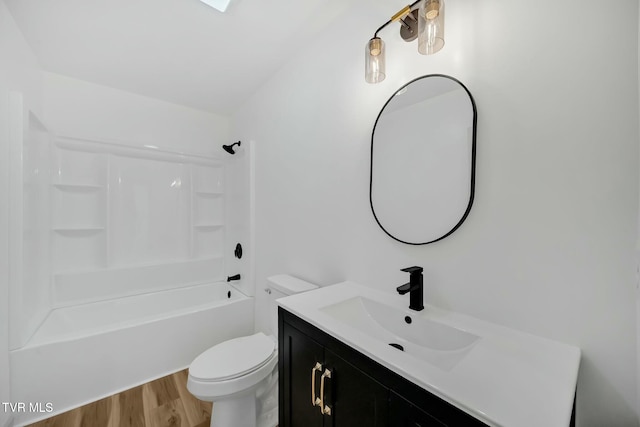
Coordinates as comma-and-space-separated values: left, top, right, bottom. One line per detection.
190, 332, 276, 382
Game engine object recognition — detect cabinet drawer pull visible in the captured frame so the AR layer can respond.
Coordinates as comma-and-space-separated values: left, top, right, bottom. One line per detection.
311, 362, 323, 407
320, 368, 332, 416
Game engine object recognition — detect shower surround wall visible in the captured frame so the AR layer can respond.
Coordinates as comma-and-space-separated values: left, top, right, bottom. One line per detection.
50, 138, 225, 303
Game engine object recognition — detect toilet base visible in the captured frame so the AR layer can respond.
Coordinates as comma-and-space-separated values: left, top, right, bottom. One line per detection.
208, 370, 278, 427
211, 392, 255, 427
256, 372, 278, 427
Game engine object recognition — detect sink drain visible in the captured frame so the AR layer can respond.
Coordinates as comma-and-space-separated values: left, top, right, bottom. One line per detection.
389, 343, 404, 351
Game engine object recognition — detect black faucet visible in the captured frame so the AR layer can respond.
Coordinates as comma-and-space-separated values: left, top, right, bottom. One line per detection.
396, 266, 424, 311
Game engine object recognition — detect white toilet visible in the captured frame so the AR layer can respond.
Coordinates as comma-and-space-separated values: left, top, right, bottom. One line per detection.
187, 274, 318, 427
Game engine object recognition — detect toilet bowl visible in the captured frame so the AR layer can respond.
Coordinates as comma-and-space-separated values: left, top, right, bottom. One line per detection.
187, 274, 318, 427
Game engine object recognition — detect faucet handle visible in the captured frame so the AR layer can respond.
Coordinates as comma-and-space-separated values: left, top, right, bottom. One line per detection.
401, 266, 423, 274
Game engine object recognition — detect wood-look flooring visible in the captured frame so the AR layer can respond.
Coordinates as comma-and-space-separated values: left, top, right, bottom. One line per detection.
27, 370, 211, 427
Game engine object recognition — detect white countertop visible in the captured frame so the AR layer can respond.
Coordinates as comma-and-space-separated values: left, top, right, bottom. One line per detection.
277, 281, 580, 427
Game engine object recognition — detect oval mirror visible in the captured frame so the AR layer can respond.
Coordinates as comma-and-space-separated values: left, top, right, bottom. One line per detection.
370, 74, 477, 245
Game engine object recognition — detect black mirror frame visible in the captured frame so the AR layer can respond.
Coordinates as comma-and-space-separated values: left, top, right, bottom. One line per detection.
369, 74, 478, 245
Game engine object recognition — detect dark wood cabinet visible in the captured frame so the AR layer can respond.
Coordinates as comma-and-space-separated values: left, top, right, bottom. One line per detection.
278, 307, 488, 427
323, 347, 389, 427
279, 314, 388, 427
281, 324, 324, 426
389, 392, 446, 427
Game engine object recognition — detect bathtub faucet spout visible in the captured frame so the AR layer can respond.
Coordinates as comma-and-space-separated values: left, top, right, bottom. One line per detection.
227, 274, 241, 282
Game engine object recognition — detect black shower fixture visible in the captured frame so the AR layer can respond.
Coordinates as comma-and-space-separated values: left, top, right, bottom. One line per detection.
222, 141, 241, 155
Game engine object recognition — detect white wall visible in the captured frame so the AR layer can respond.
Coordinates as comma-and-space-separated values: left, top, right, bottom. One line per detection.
0, 58, 11, 427
0, 1, 43, 425
637, 0, 640, 418
0, 2, 42, 112
42, 72, 229, 156
234, 0, 639, 425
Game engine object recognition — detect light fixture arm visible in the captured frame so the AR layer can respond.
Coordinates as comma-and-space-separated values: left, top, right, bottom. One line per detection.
373, 0, 422, 38
398, 12, 418, 30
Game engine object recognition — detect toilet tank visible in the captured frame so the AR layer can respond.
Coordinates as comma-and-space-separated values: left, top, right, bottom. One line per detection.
267, 274, 318, 337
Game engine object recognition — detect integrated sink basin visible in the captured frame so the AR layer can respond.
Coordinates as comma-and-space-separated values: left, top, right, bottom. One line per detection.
320, 296, 479, 371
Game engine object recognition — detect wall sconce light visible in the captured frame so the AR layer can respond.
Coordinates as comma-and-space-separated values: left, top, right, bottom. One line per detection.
365, 0, 445, 84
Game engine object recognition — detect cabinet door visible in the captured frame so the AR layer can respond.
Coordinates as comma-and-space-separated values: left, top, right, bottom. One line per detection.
281, 323, 325, 427
389, 392, 446, 427
323, 348, 389, 427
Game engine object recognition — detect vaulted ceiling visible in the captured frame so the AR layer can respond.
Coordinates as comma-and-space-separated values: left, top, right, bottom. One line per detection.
4, 0, 364, 114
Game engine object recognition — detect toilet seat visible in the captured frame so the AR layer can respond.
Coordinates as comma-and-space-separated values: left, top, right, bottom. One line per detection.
187, 335, 278, 401
189, 332, 275, 382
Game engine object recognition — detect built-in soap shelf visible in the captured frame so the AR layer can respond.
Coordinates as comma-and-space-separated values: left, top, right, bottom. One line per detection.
51, 180, 107, 272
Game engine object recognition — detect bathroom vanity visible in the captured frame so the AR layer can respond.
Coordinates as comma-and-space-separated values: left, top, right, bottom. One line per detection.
277, 282, 579, 427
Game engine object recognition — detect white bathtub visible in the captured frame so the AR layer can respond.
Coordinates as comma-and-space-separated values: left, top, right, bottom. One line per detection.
10, 282, 254, 426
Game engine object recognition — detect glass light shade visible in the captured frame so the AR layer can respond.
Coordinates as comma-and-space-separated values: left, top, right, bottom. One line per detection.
365, 37, 386, 84
418, 0, 445, 55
